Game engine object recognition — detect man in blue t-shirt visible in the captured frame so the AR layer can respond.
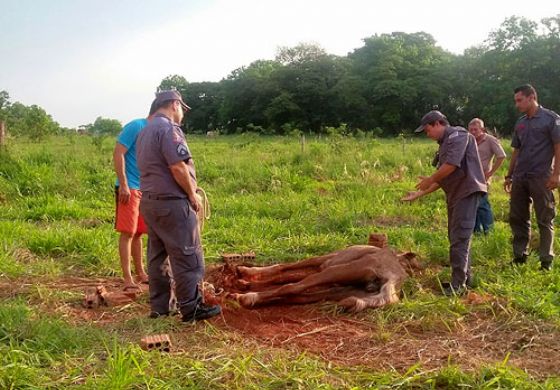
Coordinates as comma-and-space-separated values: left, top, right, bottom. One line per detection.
113, 102, 156, 290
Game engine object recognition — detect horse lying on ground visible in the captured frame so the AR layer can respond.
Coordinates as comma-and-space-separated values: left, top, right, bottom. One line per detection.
230, 245, 419, 312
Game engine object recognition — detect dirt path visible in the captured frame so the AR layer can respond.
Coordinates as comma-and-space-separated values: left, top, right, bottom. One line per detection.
2, 274, 559, 378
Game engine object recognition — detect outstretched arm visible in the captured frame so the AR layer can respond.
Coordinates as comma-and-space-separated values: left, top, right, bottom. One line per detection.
401, 182, 439, 202
416, 163, 457, 191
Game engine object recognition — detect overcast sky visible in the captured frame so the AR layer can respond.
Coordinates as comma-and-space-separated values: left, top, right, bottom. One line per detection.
0, 0, 558, 128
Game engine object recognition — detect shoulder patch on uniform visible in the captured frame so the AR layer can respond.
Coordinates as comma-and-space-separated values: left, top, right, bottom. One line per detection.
177, 143, 188, 157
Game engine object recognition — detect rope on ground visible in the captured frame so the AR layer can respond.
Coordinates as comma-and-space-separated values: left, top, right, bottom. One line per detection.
196, 187, 211, 233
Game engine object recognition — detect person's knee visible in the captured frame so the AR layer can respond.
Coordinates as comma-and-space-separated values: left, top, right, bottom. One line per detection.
120, 232, 133, 240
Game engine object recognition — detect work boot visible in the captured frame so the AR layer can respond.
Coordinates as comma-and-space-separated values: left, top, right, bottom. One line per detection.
441, 282, 467, 297
148, 311, 169, 319
182, 303, 221, 323
540, 260, 552, 271
465, 275, 475, 288
512, 254, 528, 265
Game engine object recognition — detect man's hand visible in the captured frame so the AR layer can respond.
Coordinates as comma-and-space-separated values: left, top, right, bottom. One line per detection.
118, 184, 131, 204
401, 191, 423, 202
189, 195, 202, 213
504, 177, 512, 194
546, 174, 560, 190
415, 175, 434, 191
484, 171, 492, 181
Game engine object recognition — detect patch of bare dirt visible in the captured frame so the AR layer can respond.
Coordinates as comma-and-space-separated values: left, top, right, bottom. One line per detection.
203, 264, 560, 377
2, 272, 560, 378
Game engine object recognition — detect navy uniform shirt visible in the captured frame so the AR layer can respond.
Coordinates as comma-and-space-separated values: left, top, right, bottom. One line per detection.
136, 113, 197, 197
436, 126, 487, 207
511, 106, 560, 179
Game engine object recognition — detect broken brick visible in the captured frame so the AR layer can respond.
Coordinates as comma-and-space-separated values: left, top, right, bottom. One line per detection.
140, 334, 172, 352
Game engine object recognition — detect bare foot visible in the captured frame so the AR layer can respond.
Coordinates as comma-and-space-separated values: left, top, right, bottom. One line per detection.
136, 274, 149, 284
123, 283, 141, 293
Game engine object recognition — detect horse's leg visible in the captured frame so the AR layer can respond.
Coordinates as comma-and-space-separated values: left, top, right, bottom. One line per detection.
236, 252, 338, 279
235, 262, 377, 307
239, 268, 318, 290
281, 286, 374, 305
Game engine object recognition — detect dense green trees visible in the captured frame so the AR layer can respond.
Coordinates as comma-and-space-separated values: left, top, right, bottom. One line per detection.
0, 91, 60, 140
88, 117, 122, 136
159, 15, 560, 136
0, 91, 124, 141
2, 14, 559, 139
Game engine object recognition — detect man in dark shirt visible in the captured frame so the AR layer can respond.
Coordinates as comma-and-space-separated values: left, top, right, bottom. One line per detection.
403, 111, 487, 295
136, 90, 221, 321
504, 84, 560, 270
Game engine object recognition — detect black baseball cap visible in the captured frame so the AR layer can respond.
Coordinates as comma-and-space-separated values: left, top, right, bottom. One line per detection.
414, 110, 448, 133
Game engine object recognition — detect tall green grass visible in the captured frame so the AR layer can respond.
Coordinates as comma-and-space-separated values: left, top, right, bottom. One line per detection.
0, 134, 559, 387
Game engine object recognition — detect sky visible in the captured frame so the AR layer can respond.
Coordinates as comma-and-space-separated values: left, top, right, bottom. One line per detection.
0, 0, 558, 128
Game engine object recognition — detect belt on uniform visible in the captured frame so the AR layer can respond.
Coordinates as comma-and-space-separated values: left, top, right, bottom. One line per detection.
144, 194, 187, 200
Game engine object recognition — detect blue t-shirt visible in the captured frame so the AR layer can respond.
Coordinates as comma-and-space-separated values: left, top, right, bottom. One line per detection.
115, 118, 148, 190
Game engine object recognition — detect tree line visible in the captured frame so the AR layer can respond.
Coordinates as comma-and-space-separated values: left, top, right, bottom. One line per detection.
160, 15, 560, 136
0, 90, 123, 139
1, 15, 559, 139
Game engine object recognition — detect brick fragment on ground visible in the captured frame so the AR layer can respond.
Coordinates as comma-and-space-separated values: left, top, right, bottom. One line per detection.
83, 287, 102, 309
221, 251, 256, 261
83, 284, 137, 308
368, 233, 388, 248
140, 334, 172, 352
101, 291, 135, 306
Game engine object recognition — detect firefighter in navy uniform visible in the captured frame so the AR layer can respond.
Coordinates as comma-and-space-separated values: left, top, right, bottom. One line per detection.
403, 110, 487, 295
137, 90, 221, 321
505, 84, 560, 270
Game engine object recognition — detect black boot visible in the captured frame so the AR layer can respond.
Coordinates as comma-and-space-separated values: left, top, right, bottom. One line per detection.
182, 303, 221, 323
512, 254, 528, 265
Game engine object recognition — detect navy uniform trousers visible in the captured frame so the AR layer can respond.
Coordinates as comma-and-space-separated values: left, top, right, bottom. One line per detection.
140, 197, 203, 316
509, 177, 555, 264
447, 192, 481, 287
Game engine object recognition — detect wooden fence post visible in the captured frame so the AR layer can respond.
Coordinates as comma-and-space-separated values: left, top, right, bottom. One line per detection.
0, 121, 5, 146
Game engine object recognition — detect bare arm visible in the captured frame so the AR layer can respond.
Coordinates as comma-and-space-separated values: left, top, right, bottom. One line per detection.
113, 143, 130, 204
401, 182, 440, 202
486, 156, 505, 180
546, 143, 560, 190
169, 161, 201, 212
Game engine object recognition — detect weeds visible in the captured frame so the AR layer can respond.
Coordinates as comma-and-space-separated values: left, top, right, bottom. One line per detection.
0, 135, 558, 386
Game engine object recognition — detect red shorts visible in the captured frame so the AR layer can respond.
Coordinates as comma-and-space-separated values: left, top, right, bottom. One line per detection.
115, 188, 147, 235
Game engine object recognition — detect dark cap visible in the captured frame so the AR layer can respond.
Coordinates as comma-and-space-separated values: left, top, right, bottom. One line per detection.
148, 99, 158, 116
414, 110, 448, 133
153, 90, 191, 112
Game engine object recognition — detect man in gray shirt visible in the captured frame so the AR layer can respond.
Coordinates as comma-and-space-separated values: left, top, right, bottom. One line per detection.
468, 118, 506, 234
403, 110, 487, 295
137, 90, 221, 321
504, 84, 560, 270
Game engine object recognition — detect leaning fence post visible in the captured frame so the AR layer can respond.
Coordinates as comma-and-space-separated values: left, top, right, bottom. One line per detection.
0, 121, 5, 147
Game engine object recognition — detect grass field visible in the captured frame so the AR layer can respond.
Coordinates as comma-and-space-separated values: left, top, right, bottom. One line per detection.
1, 133, 560, 389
